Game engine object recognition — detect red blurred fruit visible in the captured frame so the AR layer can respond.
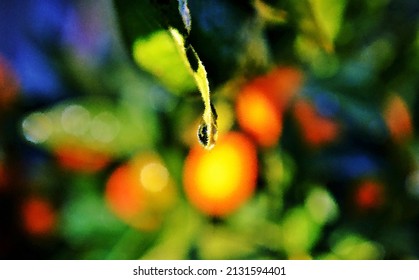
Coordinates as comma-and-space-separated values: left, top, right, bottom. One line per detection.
21, 197, 56, 236
293, 99, 339, 147
354, 180, 385, 210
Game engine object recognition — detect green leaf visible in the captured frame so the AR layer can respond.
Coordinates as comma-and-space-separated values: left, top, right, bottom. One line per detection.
309, 0, 346, 48
304, 186, 339, 225
295, 0, 346, 52
141, 204, 203, 260
331, 234, 384, 260
132, 29, 197, 95
60, 178, 125, 248
281, 207, 321, 256
293, 0, 346, 77
197, 225, 256, 260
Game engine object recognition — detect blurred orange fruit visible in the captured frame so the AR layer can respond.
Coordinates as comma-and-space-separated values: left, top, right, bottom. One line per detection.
383, 95, 412, 143
236, 66, 303, 147
293, 99, 339, 147
183, 132, 258, 216
21, 197, 56, 236
105, 154, 177, 231
236, 85, 282, 147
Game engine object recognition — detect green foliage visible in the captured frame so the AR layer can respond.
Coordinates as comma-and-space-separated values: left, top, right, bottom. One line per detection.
132, 30, 196, 95
293, 0, 346, 77
281, 207, 321, 256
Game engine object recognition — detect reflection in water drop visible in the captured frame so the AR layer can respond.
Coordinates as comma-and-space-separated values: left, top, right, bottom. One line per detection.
22, 112, 53, 144
197, 121, 218, 150
89, 111, 120, 143
140, 162, 169, 193
61, 105, 90, 136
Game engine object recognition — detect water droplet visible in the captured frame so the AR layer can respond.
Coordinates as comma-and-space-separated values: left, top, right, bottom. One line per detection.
197, 120, 218, 150
197, 122, 209, 147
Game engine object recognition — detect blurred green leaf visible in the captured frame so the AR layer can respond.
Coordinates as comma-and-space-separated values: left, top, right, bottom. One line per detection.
263, 151, 296, 217
309, 0, 346, 49
141, 205, 203, 260
295, 0, 346, 52
197, 225, 256, 260
281, 206, 321, 256
293, 0, 346, 77
305, 186, 339, 225
132, 30, 196, 95
295, 37, 340, 77
331, 233, 384, 260
59, 176, 125, 250
254, 0, 288, 25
